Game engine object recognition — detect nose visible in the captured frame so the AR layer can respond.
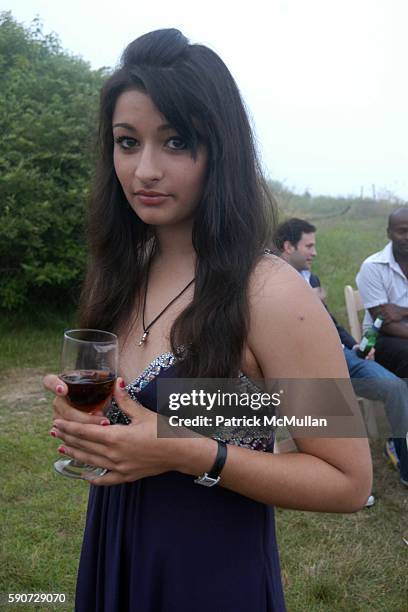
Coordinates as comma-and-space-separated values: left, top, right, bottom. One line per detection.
134, 145, 163, 184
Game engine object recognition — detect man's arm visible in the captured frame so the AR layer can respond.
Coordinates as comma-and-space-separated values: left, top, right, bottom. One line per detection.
330, 313, 356, 349
357, 261, 408, 338
369, 305, 408, 338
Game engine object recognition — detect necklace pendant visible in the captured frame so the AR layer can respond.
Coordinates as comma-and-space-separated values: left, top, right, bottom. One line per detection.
140, 276, 195, 348
138, 331, 149, 346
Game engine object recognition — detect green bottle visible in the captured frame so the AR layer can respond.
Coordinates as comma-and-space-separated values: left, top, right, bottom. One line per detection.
357, 317, 383, 358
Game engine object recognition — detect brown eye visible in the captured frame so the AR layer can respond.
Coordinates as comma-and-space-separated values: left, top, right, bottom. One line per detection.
114, 136, 138, 150
166, 137, 187, 150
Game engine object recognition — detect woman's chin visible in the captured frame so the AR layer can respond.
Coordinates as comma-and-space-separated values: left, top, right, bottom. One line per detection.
133, 208, 194, 229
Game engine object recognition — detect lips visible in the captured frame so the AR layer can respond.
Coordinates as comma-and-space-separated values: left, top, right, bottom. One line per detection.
135, 190, 168, 197
134, 189, 170, 205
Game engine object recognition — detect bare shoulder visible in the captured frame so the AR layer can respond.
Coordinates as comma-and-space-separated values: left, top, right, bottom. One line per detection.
247, 254, 348, 378
248, 253, 317, 310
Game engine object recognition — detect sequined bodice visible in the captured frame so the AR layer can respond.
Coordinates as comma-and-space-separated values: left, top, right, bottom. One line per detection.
106, 352, 275, 452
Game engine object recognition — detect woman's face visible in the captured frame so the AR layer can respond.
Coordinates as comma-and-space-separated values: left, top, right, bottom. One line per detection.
112, 89, 208, 228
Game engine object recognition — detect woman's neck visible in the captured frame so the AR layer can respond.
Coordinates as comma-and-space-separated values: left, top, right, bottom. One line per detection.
153, 224, 196, 268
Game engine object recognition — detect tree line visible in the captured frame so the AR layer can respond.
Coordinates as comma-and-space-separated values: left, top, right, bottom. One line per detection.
0, 12, 106, 310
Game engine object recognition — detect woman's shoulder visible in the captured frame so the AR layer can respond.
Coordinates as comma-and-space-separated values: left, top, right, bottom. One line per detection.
249, 252, 312, 305
248, 253, 327, 336
246, 253, 347, 378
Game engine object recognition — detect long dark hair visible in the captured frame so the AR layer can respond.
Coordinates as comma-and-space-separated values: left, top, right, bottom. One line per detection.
79, 28, 276, 377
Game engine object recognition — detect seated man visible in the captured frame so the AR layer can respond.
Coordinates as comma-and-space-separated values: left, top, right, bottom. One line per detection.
274, 217, 408, 489
357, 207, 408, 379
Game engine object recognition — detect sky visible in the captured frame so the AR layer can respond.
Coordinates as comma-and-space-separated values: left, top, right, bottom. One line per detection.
3, 0, 408, 200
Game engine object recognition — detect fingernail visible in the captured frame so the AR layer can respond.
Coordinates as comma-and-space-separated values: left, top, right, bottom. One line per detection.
119, 379, 126, 389
57, 445, 66, 454
49, 429, 57, 437
56, 385, 64, 395
100, 419, 110, 426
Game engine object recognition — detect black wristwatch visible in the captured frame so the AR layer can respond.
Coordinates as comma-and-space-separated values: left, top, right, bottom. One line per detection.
194, 440, 228, 487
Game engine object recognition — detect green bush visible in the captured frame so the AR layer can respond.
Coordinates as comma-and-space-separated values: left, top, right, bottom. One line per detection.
0, 12, 105, 309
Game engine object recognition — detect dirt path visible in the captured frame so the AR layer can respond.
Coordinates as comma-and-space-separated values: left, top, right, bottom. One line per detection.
0, 368, 49, 413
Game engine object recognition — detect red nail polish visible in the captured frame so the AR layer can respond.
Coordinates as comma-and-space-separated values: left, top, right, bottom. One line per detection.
119, 379, 126, 389
56, 385, 64, 394
57, 445, 66, 454
50, 430, 57, 437
100, 419, 110, 426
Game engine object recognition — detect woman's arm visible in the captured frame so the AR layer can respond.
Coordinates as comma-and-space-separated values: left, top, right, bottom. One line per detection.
176, 258, 372, 512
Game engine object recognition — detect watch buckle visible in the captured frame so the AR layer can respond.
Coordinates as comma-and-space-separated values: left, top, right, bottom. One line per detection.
194, 473, 221, 487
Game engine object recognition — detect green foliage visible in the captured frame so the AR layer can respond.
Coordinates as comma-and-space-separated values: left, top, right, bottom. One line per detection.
0, 12, 106, 309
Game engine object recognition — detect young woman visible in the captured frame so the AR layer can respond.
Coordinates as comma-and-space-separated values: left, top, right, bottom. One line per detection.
44, 29, 372, 612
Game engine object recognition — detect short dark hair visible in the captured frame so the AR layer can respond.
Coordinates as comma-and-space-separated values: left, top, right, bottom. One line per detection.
274, 218, 316, 251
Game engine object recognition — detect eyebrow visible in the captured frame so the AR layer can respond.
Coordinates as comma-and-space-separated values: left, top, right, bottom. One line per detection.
112, 122, 174, 132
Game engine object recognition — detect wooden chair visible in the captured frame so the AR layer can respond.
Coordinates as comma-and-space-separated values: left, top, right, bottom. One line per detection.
344, 284, 383, 438
344, 285, 364, 342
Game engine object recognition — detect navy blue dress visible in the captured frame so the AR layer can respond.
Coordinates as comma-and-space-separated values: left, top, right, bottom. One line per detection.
75, 352, 286, 611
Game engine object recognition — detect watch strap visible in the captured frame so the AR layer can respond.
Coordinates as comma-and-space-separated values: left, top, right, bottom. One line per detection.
194, 440, 227, 487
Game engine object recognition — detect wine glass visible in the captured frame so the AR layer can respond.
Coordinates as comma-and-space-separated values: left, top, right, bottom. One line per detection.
53, 329, 118, 479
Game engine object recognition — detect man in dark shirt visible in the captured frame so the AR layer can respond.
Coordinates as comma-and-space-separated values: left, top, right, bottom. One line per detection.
275, 218, 408, 489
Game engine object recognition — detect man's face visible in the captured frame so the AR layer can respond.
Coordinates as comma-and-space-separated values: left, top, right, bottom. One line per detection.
284, 232, 317, 271
388, 215, 408, 258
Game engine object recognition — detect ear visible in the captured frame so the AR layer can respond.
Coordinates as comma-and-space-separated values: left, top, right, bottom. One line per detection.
386, 226, 391, 240
283, 240, 295, 255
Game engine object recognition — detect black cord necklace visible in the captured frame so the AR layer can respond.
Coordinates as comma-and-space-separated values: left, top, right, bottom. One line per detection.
139, 277, 195, 346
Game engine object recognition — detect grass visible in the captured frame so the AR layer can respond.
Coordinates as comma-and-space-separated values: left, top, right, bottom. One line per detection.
0, 308, 75, 371
276, 441, 408, 610
1, 200, 407, 610
0, 312, 85, 611
0, 401, 88, 611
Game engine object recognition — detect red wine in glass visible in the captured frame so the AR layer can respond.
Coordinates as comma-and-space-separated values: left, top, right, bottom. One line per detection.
60, 370, 116, 414
54, 329, 118, 480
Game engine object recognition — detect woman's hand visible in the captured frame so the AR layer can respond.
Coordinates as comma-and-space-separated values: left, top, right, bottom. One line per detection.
50, 378, 176, 486
43, 374, 110, 424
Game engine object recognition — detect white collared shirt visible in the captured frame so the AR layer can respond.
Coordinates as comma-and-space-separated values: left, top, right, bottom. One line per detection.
356, 241, 408, 330
300, 270, 311, 283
